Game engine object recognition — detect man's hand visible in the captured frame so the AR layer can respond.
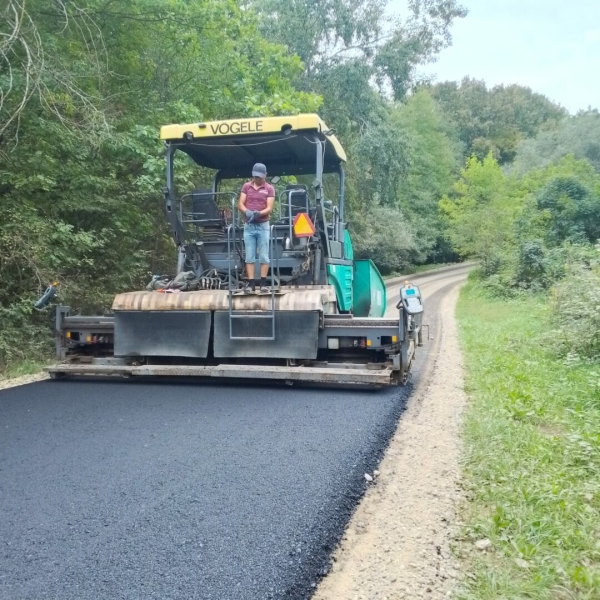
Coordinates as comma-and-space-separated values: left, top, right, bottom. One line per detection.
245, 209, 255, 223
252, 210, 260, 221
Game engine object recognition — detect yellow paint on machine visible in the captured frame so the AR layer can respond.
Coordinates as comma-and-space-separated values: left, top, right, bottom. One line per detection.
159, 113, 347, 163
112, 286, 338, 314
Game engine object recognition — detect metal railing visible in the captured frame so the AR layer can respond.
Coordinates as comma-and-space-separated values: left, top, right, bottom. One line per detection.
270, 225, 281, 289
321, 200, 340, 242
278, 189, 310, 245
178, 191, 237, 241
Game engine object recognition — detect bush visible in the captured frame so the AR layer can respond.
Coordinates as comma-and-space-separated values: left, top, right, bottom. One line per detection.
552, 247, 600, 361
350, 205, 420, 274
480, 251, 503, 278
513, 240, 547, 288
511, 239, 567, 291
0, 301, 54, 373
479, 273, 520, 299
536, 176, 600, 245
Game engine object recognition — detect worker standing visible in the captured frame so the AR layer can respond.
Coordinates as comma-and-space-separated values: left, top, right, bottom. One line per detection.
237, 163, 275, 293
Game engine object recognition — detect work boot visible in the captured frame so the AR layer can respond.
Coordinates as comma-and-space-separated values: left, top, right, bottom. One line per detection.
243, 282, 253, 294
259, 286, 270, 294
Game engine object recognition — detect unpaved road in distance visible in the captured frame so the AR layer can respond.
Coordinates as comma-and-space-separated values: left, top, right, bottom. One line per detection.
0, 264, 471, 600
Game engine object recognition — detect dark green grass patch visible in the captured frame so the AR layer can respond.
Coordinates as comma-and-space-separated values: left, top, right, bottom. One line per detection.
456, 281, 600, 599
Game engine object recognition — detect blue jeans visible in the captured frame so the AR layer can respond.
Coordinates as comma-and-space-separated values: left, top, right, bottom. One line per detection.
244, 221, 270, 264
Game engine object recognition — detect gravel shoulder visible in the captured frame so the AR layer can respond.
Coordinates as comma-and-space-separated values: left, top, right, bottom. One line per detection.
0, 372, 49, 391
313, 280, 467, 600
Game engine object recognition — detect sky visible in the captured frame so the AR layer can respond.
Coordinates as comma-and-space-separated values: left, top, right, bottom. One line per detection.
389, 0, 600, 113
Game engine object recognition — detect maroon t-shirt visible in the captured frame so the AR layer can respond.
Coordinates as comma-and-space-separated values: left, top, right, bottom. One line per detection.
242, 181, 274, 223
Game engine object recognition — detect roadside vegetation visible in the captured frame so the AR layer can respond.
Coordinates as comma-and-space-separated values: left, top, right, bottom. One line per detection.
443, 88, 600, 595
456, 280, 600, 599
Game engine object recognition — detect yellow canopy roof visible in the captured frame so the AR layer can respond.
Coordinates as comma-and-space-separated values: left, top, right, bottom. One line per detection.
160, 114, 346, 178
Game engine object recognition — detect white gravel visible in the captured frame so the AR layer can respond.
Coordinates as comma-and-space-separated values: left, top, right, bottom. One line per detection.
313, 282, 467, 600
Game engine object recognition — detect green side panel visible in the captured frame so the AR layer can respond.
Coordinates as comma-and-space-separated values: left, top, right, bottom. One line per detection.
343, 229, 354, 260
327, 264, 353, 312
353, 260, 387, 317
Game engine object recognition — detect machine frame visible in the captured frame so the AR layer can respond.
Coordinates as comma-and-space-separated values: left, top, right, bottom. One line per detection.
47, 114, 423, 386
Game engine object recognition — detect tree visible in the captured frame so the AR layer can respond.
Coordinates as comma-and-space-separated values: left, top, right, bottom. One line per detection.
536, 177, 600, 246
254, 0, 467, 268
254, 0, 467, 133
351, 205, 418, 274
439, 154, 517, 270
429, 78, 566, 164
512, 112, 600, 175
392, 89, 461, 259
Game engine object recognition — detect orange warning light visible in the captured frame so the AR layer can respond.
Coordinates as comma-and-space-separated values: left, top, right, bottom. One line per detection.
292, 212, 316, 238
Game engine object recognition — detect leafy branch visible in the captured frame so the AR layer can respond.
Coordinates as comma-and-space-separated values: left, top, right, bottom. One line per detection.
0, 0, 110, 144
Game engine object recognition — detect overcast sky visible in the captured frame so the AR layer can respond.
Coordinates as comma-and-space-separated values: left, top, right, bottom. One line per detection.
389, 0, 600, 113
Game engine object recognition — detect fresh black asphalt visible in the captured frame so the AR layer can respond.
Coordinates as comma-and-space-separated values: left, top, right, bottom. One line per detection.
0, 378, 411, 600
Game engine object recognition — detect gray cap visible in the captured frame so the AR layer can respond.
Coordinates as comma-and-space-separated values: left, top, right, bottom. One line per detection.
252, 163, 267, 178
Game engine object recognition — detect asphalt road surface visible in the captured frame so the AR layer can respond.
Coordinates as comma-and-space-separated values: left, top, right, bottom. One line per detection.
0, 264, 471, 600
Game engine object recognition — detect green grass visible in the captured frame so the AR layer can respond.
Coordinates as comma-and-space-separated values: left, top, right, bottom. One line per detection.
0, 357, 52, 380
456, 280, 600, 599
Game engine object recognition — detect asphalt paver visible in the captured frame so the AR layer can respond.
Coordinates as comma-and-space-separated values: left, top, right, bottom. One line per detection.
0, 379, 409, 599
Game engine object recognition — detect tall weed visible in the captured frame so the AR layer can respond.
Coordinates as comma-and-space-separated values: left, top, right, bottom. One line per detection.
552, 246, 600, 361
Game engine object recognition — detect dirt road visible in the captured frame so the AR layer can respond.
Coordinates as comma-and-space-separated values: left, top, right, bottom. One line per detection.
314, 263, 472, 600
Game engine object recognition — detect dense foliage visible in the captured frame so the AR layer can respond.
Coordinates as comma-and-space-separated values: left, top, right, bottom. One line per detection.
429, 78, 567, 164
441, 146, 600, 360
512, 110, 600, 175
